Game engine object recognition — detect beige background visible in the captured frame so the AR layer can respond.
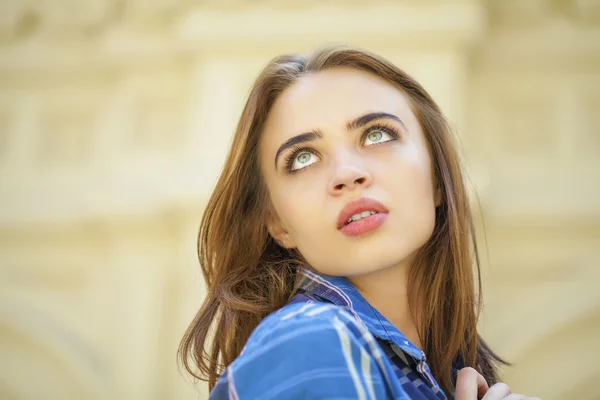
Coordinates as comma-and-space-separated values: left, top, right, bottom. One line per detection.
0, 0, 599, 399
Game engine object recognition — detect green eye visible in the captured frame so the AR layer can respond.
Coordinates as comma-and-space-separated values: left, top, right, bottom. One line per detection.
364, 129, 393, 146
297, 152, 311, 164
288, 150, 318, 172
368, 131, 383, 142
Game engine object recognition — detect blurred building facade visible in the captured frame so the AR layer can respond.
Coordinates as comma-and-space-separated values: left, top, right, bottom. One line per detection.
0, 0, 598, 399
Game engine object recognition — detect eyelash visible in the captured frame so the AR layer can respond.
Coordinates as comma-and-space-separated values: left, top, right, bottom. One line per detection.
283, 123, 401, 174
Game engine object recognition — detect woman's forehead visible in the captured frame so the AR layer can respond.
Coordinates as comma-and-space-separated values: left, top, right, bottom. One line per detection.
264, 68, 414, 139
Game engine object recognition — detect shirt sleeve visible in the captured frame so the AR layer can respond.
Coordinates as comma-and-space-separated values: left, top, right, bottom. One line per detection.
208, 304, 395, 400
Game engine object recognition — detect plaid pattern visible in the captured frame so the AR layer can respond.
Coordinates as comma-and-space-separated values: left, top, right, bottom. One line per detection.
293, 266, 447, 400
209, 265, 449, 399
377, 339, 446, 399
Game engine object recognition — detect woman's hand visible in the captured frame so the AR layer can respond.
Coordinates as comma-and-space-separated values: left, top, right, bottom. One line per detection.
455, 367, 540, 400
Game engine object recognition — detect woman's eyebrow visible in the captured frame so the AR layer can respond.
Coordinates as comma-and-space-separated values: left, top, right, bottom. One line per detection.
273, 112, 406, 169
346, 111, 406, 131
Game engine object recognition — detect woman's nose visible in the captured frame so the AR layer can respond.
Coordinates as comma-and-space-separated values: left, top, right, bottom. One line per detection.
327, 162, 373, 195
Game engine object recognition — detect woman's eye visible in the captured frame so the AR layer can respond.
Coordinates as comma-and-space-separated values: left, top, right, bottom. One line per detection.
287, 127, 396, 172
363, 129, 394, 146
291, 151, 318, 171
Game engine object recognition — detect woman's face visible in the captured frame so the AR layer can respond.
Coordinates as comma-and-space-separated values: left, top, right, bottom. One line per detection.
259, 68, 439, 277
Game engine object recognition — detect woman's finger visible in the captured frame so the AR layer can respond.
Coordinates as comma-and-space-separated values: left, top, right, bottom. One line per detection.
455, 367, 489, 400
481, 382, 511, 399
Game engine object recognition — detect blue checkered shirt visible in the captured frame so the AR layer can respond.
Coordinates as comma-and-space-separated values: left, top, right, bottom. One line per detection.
209, 266, 449, 399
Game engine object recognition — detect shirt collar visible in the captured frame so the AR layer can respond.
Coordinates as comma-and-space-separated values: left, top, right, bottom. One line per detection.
296, 265, 426, 361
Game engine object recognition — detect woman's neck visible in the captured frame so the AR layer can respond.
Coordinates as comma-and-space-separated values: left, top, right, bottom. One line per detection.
348, 262, 423, 350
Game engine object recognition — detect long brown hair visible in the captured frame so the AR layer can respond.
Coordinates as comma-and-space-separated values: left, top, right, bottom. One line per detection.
179, 45, 507, 397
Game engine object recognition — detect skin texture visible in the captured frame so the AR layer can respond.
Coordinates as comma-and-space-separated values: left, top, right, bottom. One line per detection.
260, 67, 441, 345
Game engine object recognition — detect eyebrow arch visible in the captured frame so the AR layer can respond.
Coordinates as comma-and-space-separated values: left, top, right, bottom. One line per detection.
346, 112, 406, 131
274, 112, 406, 169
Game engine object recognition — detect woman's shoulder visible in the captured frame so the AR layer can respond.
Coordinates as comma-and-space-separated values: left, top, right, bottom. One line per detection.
232, 299, 374, 366
242, 300, 358, 353
265, 299, 352, 327
212, 300, 389, 399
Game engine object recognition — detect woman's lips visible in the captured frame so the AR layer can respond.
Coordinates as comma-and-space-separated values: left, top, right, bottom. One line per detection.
336, 197, 389, 236
339, 212, 389, 236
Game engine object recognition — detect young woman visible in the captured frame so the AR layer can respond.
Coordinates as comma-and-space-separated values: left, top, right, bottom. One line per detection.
179, 46, 538, 399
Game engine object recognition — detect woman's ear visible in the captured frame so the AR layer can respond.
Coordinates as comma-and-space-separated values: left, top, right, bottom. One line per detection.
265, 210, 296, 249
